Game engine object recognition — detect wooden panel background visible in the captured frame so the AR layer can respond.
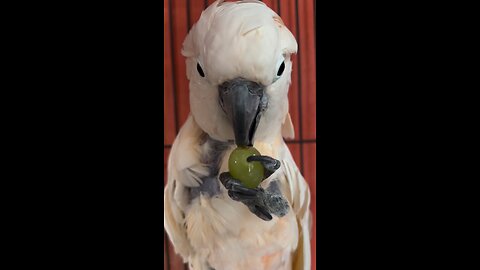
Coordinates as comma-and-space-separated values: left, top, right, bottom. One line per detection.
164, 0, 316, 269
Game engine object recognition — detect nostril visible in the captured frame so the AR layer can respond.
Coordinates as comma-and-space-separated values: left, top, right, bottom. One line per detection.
219, 95, 224, 108
248, 86, 264, 96
218, 83, 230, 96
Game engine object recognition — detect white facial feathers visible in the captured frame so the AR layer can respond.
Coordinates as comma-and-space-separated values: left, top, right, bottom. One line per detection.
182, 0, 297, 86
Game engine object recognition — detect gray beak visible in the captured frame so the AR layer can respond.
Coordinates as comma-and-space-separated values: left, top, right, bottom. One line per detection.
218, 78, 266, 147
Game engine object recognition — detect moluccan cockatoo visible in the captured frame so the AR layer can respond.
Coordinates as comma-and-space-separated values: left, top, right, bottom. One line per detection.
164, 1, 312, 269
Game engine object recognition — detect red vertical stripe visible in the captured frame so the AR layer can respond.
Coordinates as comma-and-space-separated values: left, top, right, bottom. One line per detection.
262, 0, 274, 10
189, 1, 205, 29
286, 143, 301, 166
271, 0, 280, 14
171, 0, 191, 128
280, 0, 301, 141
169, 245, 186, 270
164, 0, 176, 145
298, 0, 317, 140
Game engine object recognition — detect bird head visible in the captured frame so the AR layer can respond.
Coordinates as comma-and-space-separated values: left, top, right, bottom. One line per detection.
182, 0, 297, 147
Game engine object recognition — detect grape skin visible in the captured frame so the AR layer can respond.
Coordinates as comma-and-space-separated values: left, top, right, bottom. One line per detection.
228, 146, 264, 188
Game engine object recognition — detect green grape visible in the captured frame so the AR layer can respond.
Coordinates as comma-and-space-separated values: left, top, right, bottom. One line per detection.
228, 146, 265, 189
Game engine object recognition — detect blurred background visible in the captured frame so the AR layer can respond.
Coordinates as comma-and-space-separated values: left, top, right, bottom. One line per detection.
164, 0, 316, 269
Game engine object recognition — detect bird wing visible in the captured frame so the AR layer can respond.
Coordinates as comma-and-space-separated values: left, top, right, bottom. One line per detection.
164, 115, 208, 261
279, 142, 312, 270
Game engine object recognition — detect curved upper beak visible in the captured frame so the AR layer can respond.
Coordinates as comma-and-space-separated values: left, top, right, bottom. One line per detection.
219, 78, 265, 147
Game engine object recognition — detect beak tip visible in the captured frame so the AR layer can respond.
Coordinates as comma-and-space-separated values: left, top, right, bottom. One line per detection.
219, 78, 264, 148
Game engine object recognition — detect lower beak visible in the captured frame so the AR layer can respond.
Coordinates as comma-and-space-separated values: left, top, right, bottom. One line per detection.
218, 78, 265, 147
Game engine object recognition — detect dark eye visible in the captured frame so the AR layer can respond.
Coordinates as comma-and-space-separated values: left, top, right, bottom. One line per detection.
277, 61, 285, 77
197, 63, 205, 77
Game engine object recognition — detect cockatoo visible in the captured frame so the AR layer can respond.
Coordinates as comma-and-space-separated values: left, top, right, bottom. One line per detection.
164, 1, 312, 269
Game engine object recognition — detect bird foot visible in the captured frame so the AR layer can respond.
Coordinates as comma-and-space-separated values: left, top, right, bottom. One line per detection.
219, 155, 289, 221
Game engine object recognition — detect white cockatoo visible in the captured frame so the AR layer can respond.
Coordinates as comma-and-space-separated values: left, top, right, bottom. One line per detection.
164, 1, 312, 269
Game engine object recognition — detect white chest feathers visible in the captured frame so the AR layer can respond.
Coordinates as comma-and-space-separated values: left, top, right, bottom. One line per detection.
185, 194, 298, 270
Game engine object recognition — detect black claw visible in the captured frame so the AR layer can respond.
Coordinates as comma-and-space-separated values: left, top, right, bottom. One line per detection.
228, 190, 256, 201
250, 205, 273, 221
220, 172, 258, 196
228, 190, 241, 201
219, 172, 232, 186
220, 172, 242, 190
231, 184, 258, 196
247, 155, 281, 172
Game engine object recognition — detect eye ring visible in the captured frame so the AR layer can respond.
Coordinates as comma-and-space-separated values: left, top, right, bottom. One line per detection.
277, 61, 285, 77
197, 63, 205, 77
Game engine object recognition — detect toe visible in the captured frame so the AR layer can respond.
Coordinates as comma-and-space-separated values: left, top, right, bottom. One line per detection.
247, 155, 281, 172
250, 205, 273, 221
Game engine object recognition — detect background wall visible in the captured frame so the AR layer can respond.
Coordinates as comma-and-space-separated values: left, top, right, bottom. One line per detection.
164, 0, 316, 269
